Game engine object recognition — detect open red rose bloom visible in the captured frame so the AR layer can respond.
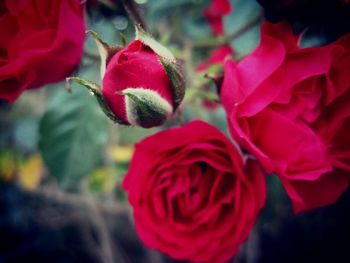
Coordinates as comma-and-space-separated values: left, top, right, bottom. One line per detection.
123, 121, 266, 263
221, 22, 350, 213
0, 0, 85, 102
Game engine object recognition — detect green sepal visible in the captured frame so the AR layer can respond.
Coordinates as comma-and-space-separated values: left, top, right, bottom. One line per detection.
66, 77, 127, 125
86, 30, 123, 78
160, 58, 186, 109
134, 25, 185, 110
120, 88, 173, 128
135, 24, 175, 62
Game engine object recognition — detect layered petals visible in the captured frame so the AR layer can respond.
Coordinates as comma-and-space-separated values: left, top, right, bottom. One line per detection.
123, 121, 266, 262
221, 21, 350, 212
0, 0, 85, 102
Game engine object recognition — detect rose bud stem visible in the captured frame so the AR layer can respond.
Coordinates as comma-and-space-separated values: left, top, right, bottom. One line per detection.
67, 26, 185, 128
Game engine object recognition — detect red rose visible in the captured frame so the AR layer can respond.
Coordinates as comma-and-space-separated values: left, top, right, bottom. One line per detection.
196, 44, 234, 72
204, 0, 232, 36
102, 39, 182, 128
221, 21, 350, 212
122, 121, 266, 263
0, 0, 85, 102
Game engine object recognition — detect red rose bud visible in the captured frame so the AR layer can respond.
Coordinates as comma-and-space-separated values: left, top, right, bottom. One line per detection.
102, 40, 175, 128
68, 27, 185, 128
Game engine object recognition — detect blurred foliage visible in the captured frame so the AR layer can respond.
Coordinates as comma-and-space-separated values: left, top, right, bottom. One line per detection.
146, 0, 212, 40
107, 145, 133, 163
38, 87, 108, 191
0, 151, 43, 191
225, 0, 262, 57
1, 0, 348, 262
0, 0, 288, 207
17, 154, 43, 191
0, 150, 17, 183
88, 166, 117, 195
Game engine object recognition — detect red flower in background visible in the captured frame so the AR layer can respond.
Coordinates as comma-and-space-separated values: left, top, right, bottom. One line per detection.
196, 44, 234, 109
221, 21, 350, 213
123, 121, 266, 263
196, 44, 233, 72
0, 0, 85, 102
204, 0, 232, 36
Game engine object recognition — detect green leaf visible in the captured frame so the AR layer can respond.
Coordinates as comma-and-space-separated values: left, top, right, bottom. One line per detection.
135, 24, 175, 62
39, 88, 108, 190
86, 30, 123, 78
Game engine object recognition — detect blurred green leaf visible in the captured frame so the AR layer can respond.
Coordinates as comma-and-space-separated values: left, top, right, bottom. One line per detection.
39, 88, 108, 190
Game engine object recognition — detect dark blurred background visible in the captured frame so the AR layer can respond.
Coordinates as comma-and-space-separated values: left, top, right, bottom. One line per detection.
1, 0, 350, 262
1, 180, 350, 263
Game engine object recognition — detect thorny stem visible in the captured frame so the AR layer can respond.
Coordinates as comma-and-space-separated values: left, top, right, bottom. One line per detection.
119, 0, 147, 30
